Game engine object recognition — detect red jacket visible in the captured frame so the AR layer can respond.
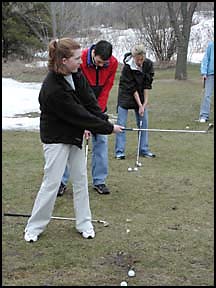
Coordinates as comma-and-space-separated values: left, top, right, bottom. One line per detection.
81, 46, 118, 112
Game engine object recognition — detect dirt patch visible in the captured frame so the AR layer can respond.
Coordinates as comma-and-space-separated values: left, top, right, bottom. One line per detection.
2, 60, 47, 82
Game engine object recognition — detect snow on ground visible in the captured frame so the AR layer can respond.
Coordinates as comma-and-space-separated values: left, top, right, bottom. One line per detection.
2, 78, 41, 130
2, 12, 214, 131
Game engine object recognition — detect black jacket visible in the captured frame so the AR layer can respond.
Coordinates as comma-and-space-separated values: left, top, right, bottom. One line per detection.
117, 53, 154, 110
39, 70, 114, 148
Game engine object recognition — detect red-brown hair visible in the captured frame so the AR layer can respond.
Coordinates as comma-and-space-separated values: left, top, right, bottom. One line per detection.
48, 37, 81, 74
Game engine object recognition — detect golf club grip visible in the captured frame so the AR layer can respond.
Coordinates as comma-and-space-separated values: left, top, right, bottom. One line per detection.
3, 212, 30, 218
123, 128, 135, 131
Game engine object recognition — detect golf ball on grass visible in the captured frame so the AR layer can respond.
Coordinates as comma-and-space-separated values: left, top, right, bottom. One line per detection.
128, 269, 136, 277
186, 126, 190, 129
133, 167, 138, 171
120, 281, 128, 286
127, 167, 133, 172
136, 162, 142, 167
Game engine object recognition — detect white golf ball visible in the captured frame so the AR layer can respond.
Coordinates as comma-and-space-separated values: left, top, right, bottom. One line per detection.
120, 281, 128, 286
186, 126, 189, 129
133, 167, 138, 171
137, 162, 142, 167
127, 167, 133, 172
128, 269, 136, 277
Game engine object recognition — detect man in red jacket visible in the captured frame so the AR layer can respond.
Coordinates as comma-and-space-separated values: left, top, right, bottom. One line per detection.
58, 40, 118, 195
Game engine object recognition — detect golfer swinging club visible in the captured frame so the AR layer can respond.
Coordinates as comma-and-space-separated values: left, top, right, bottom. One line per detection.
115, 44, 155, 159
23, 37, 124, 242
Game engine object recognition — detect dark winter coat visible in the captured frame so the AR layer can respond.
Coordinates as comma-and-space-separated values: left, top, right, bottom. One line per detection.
117, 52, 154, 110
39, 70, 114, 148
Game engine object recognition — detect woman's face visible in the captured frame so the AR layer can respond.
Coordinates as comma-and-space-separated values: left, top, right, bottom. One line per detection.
133, 54, 145, 67
62, 49, 82, 73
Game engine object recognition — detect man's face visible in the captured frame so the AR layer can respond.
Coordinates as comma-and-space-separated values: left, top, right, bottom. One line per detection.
92, 50, 109, 67
133, 55, 145, 67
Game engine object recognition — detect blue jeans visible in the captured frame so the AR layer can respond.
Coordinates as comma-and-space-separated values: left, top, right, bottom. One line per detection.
115, 106, 149, 157
61, 134, 108, 186
199, 75, 214, 120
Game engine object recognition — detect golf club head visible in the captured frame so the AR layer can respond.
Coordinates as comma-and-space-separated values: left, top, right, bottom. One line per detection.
207, 123, 214, 132
136, 161, 142, 167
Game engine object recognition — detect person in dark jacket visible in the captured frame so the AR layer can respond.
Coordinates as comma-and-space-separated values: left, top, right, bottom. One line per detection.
115, 44, 155, 159
24, 38, 123, 243
58, 40, 118, 196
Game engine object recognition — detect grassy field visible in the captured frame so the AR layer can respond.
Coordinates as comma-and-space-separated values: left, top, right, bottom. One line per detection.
2, 62, 214, 286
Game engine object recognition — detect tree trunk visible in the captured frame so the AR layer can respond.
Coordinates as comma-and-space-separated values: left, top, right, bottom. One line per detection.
175, 41, 188, 79
2, 39, 9, 60
167, 2, 198, 80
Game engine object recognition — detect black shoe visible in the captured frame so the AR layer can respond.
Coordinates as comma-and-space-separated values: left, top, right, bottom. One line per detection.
93, 184, 110, 195
57, 182, 67, 197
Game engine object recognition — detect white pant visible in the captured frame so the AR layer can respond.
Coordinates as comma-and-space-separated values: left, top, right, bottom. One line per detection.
25, 143, 93, 236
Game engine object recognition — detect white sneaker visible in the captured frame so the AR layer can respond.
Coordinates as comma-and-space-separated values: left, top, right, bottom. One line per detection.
199, 118, 207, 123
24, 231, 38, 242
80, 228, 95, 239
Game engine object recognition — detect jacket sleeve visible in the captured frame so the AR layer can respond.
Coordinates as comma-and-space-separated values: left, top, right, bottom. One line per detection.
97, 58, 118, 112
143, 60, 154, 89
200, 43, 212, 76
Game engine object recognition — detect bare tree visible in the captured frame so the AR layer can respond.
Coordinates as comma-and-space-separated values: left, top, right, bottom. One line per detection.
123, 2, 177, 64
167, 2, 198, 80
48, 2, 84, 38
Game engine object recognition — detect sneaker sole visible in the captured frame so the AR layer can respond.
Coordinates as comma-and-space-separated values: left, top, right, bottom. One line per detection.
81, 234, 95, 239
194, 119, 208, 122
79, 232, 95, 239
142, 155, 156, 158
115, 157, 125, 160
24, 235, 39, 242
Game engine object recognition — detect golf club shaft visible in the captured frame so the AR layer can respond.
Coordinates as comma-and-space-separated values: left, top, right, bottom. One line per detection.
123, 128, 211, 134
3, 212, 108, 226
85, 138, 89, 164
136, 120, 142, 164
203, 78, 206, 89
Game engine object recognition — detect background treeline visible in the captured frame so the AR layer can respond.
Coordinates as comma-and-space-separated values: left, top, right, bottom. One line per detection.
2, 2, 214, 79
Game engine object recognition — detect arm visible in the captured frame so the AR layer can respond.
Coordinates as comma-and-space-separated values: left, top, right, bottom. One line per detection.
143, 59, 154, 89
133, 90, 144, 116
200, 48, 209, 78
97, 58, 118, 112
46, 86, 114, 135
200, 42, 213, 78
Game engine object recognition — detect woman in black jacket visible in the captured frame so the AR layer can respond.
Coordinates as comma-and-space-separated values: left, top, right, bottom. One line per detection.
24, 38, 123, 242
115, 44, 155, 159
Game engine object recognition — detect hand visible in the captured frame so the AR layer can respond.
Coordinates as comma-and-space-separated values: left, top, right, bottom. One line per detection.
112, 124, 124, 133
84, 130, 91, 139
138, 105, 145, 117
